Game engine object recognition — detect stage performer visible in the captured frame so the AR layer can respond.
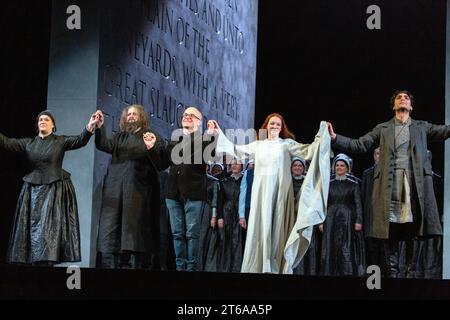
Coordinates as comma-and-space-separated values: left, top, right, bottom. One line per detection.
1, 110, 98, 266
328, 90, 450, 277
208, 114, 331, 274
95, 105, 165, 269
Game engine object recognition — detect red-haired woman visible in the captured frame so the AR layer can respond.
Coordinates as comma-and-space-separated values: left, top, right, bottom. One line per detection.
208, 114, 331, 274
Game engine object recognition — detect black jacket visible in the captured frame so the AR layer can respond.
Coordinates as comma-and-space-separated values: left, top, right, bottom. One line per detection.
150, 130, 215, 201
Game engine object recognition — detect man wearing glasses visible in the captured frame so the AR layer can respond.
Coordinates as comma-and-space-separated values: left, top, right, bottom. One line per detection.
148, 106, 215, 271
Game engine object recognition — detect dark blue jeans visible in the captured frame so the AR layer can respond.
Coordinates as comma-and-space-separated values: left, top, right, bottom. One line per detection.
166, 198, 205, 271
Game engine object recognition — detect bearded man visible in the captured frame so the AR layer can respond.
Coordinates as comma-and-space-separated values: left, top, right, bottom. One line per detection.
94, 105, 165, 269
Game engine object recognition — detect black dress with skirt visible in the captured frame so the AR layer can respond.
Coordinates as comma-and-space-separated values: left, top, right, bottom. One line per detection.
198, 174, 223, 271
0, 129, 92, 264
320, 177, 366, 276
219, 175, 244, 273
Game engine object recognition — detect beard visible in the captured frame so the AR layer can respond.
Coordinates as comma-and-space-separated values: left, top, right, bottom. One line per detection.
124, 120, 143, 133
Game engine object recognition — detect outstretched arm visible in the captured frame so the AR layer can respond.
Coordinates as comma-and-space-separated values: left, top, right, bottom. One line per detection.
426, 122, 450, 142
0, 133, 30, 153
63, 129, 93, 150
331, 122, 380, 154
288, 121, 331, 160
209, 120, 257, 160
63, 111, 99, 150
91, 110, 116, 153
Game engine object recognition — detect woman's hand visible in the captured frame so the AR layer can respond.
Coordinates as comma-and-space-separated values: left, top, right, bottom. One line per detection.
354, 223, 362, 231
87, 111, 101, 132
239, 218, 247, 229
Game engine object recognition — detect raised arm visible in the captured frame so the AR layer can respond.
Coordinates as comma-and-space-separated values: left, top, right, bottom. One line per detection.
288, 121, 330, 160
425, 121, 450, 142
63, 129, 93, 151
331, 122, 381, 154
145, 131, 169, 171
0, 133, 30, 153
208, 120, 257, 160
63, 111, 99, 150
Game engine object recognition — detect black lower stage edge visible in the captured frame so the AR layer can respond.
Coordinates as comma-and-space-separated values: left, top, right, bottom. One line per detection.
1, 264, 450, 300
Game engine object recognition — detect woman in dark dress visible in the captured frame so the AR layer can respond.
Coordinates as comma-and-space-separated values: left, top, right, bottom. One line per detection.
291, 157, 321, 275
0, 111, 98, 265
219, 159, 245, 272
198, 166, 223, 272
320, 153, 366, 276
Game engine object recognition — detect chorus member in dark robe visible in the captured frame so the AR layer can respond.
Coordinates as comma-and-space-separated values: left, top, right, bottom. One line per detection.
95, 105, 165, 269
210, 162, 225, 180
147, 106, 216, 271
320, 154, 366, 276
238, 159, 254, 250
198, 168, 223, 271
158, 169, 175, 271
291, 157, 306, 202
360, 147, 389, 275
411, 150, 442, 279
328, 90, 450, 277
1, 111, 97, 266
219, 159, 245, 272
291, 157, 321, 275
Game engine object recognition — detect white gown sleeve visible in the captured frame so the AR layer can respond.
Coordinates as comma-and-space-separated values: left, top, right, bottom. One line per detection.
286, 130, 321, 161
216, 128, 256, 160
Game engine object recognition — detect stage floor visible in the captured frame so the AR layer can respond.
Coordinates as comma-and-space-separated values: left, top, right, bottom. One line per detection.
0, 264, 449, 300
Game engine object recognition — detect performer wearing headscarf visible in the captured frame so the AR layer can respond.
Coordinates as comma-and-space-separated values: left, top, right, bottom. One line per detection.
320, 153, 366, 276
219, 159, 245, 272
1, 110, 98, 265
291, 157, 321, 275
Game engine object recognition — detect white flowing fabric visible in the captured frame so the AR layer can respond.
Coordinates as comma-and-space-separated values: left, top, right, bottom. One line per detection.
283, 122, 331, 274
216, 121, 331, 274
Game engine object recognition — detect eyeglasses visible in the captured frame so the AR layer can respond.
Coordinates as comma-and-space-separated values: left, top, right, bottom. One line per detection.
182, 113, 201, 120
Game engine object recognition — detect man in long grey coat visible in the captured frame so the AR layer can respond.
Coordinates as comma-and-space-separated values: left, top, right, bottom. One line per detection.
327, 90, 450, 277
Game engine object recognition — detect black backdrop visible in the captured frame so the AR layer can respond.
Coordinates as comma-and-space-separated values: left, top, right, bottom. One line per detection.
0, 0, 446, 263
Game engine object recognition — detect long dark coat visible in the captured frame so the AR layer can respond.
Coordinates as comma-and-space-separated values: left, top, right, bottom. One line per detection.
219, 175, 244, 272
198, 175, 223, 272
95, 125, 165, 260
334, 118, 450, 239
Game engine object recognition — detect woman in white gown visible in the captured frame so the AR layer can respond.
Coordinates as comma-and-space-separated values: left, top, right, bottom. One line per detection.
208, 114, 331, 274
